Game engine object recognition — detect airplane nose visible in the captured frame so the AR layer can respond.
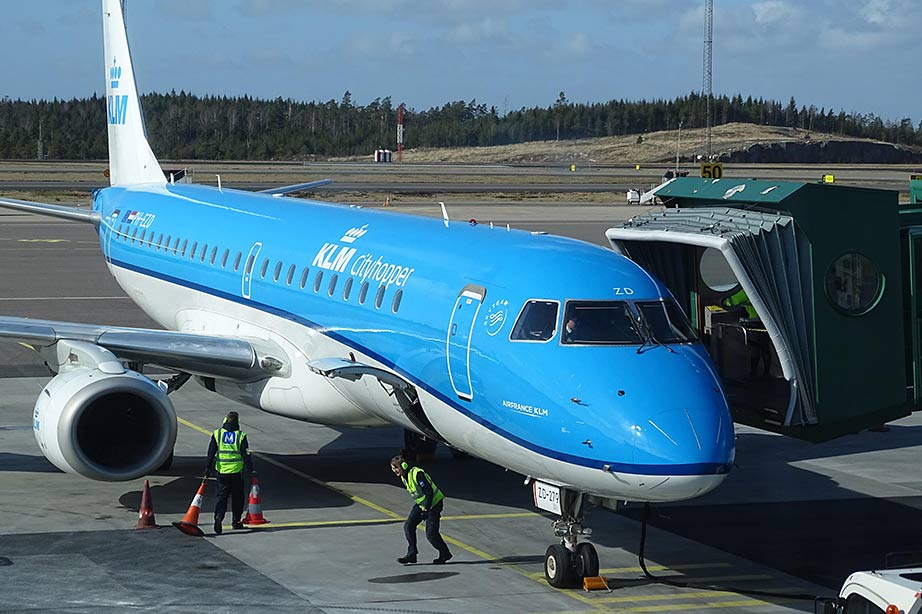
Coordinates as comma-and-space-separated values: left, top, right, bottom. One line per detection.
634, 405, 734, 469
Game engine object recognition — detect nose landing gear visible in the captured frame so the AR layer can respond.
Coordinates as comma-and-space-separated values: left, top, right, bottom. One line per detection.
543, 490, 600, 588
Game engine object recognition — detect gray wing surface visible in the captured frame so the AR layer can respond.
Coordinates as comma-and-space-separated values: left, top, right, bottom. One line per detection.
0, 316, 287, 379
0, 197, 100, 224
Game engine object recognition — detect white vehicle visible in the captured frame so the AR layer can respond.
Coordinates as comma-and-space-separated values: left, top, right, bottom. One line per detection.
816, 568, 922, 614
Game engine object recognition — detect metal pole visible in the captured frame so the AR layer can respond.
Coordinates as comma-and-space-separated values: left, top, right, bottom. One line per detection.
675, 121, 682, 173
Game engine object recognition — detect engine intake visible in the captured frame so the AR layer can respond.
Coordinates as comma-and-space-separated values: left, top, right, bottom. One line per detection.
33, 368, 177, 481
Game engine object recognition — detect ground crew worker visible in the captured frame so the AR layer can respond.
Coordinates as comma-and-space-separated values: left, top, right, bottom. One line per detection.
204, 411, 254, 535
391, 454, 453, 565
723, 288, 758, 319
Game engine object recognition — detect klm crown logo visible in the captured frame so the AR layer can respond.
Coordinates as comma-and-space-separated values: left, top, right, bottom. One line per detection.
107, 58, 128, 125
340, 224, 369, 244
109, 58, 122, 89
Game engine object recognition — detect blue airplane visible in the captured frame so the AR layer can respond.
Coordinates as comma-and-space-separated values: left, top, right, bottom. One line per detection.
0, 0, 734, 587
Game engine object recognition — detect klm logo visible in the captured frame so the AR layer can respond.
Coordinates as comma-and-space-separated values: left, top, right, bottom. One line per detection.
313, 243, 356, 273
110, 58, 122, 89
107, 58, 127, 125
340, 224, 368, 244
108, 95, 128, 125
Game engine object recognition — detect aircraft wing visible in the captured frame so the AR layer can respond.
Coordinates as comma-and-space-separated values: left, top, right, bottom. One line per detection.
0, 316, 287, 380
0, 197, 100, 224
259, 179, 333, 197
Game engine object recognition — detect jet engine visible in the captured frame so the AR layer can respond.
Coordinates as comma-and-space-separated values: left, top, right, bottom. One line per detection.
33, 368, 177, 481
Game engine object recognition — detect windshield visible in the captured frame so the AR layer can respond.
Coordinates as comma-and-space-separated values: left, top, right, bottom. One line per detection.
561, 301, 643, 345
635, 300, 698, 344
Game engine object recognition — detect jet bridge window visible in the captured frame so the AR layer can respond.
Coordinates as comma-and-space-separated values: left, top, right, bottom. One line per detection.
635, 300, 698, 344
561, 301, 643, 345
824, 252, 884, 315
510, 300, 559, 342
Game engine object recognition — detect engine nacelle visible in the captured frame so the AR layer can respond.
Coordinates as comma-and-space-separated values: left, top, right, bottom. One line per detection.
33, 368, 177, 481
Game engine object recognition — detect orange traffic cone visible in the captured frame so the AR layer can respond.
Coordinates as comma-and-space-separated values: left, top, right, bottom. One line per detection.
242, 475, 269, 525
135, 479, 160, 529
172, 480, 207, 536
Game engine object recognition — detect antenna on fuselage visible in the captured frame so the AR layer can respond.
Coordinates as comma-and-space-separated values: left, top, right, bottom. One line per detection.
439, 201, 449, 228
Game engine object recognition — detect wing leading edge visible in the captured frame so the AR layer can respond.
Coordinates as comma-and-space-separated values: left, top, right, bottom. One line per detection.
0, 316, 288, 380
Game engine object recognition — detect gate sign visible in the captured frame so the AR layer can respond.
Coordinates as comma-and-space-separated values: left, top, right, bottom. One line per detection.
700, 163, 723, 179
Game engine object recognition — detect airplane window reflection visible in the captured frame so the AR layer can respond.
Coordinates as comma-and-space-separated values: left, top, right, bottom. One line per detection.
561, 301, 643, 345
635, 300, 698, 344
511, 300, 559, 342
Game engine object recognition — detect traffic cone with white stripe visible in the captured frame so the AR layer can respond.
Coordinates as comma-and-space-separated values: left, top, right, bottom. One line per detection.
135, 479, 159, 529
242, 474, 269, 525
172, 480, 206, 536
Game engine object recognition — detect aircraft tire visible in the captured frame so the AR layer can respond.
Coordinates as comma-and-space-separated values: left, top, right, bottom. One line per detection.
544, 544, 575, 588
575, 543, 599, 578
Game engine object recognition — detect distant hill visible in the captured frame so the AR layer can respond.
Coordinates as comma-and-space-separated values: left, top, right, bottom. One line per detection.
396, 123, 922, 165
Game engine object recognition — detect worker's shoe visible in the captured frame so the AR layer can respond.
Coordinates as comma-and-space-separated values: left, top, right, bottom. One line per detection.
397, 554, 417, 565
231, 520, 244, 530
213, 519, 222, 535
432, 552, 453, 565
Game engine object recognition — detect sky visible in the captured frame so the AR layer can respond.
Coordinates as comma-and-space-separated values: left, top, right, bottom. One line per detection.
1, 0, 920, 123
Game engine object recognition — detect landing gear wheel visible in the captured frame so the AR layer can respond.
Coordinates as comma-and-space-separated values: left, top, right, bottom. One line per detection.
575, 543, 599, 578
544, 544, 575, 588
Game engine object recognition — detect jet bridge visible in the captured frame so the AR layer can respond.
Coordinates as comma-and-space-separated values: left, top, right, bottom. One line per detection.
607, 177, 910, 441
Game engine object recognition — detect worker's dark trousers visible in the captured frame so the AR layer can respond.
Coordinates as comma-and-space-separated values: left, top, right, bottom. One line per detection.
404, 500, 450, 557
214, 472, 245, 523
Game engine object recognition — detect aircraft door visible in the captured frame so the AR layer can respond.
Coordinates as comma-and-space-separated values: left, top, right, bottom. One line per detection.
241, 242, 262, 299
446, 284, 486, 401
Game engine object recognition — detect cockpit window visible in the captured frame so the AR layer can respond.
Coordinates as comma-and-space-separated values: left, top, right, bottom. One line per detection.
561, 301, 643, 345
635, 300, 698, 344
510, 300, 559, 342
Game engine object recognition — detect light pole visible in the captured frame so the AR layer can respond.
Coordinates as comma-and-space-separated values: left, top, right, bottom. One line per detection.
675, 120, 683, 174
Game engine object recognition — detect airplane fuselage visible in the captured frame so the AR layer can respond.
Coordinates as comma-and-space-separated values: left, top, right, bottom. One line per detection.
94, 182, 734, 502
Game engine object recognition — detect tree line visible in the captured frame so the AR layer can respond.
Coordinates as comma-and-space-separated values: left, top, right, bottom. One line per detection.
0, 90, 919, 160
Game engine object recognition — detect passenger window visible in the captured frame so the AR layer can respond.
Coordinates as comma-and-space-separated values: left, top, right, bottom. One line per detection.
221, 248, 229, 268
131, 228, 139, 244
286, 264, 295, 285
180, 239, 188, 257
299, 267, 310, 289
244, 253, 256, 275
343, 277, 353, 300
156, 233, 164, 251
392, 289, 403, 313
510, 300, 559, 341
139, 230, 146, 245
209, 246, 217, 264
273, 261, 283, 282
260, 258, 269, 279
190, 242, 198, 259
313, 270, 324, 293
117, 224, 124, 237
374, 285, 386, 309
233, 252, 242, 271
358, 281, 369, 305
328, 274, 338, 296
200, 243, 208, 262
172, 237, 180, 255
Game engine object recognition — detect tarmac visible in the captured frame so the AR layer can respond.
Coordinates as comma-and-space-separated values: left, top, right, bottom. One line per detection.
1, 193, 921, 613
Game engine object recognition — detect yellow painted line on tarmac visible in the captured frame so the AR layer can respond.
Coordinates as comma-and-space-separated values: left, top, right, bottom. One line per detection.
592, 590, 742, 604
527, 562, 733, 580
441, 512, 538, 521
623, 598, 795, 612
245, 512, 537, 530
17, 238, 69, 243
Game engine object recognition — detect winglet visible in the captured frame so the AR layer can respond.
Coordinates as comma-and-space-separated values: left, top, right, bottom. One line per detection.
102, 0, 165, 187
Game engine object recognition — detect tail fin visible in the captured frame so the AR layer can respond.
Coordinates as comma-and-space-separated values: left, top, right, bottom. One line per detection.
102, 0, 164, 187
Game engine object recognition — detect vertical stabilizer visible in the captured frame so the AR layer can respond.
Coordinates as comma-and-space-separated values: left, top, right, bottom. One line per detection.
102, 0, 164, 186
